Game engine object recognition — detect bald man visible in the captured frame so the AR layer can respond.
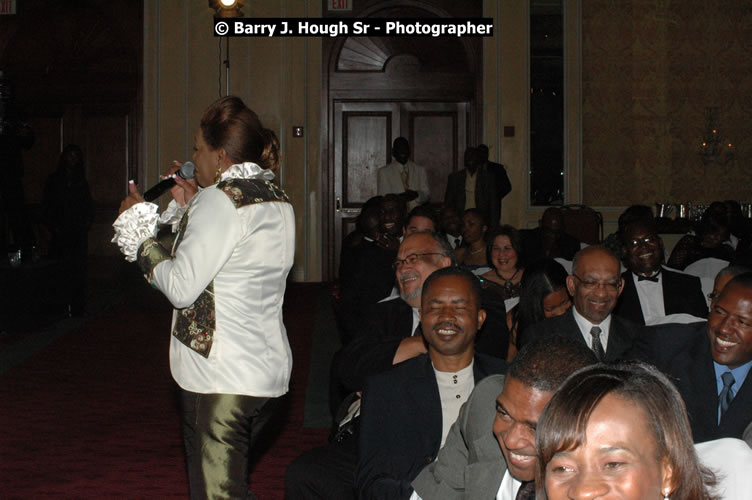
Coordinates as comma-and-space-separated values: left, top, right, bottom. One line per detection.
520, 246, 642, 362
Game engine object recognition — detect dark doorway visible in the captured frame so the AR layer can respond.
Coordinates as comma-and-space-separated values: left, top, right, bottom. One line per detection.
321, 0, 483, 279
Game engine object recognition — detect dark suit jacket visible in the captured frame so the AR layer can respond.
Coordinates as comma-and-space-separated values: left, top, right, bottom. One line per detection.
629, 321, 752, 443
613, 268, 708, 326
520, 308, 641, 363
444, 166, 500, 225
336, 297, 415, 393
519, 228, 581, 268
412, 374, 507, 499
485, 160, 511, 200
357, 353, 507, 500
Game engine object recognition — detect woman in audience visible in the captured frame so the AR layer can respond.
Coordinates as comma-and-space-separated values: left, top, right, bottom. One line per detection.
456, 208, 489, 269
480, 225, 525, 299
668, 211, 735, 270
113, 96, 294, 498
536, 362, 717, 500
506, 258, 570, 360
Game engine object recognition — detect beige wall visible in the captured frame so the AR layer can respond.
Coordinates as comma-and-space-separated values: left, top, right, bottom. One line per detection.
582, 0, 752, 208
143, 1, 751, 281
143, 0, 322, 281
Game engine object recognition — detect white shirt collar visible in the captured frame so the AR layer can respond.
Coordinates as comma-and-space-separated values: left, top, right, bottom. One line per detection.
219, 162, 275, 182
572, 306, 611, 351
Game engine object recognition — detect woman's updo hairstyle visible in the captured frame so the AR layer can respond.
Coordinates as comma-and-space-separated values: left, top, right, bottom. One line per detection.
200, 95, 280, 171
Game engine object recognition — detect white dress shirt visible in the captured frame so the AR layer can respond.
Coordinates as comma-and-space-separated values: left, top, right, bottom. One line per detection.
632, 269, 666, 324
496, 470, 522, 500
572, 307, 612, 353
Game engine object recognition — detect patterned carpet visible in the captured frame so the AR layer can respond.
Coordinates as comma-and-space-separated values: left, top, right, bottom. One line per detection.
0, 262, 330, 499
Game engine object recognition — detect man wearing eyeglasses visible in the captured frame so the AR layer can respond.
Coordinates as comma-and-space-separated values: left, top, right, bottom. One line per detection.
519, 245, 641, 362
613, 219, 708, 325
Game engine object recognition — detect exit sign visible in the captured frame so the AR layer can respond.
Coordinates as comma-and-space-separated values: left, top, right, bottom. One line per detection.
329, 0, 351, 11
0, 0, 16, 15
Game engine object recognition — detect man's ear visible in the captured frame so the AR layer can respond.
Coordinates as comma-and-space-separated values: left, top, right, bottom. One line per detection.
616, 277, 625, 298
566, 275, 576, 296
476, 308, 487, 330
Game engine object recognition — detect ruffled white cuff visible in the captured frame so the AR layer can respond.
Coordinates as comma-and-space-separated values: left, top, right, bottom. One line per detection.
158, 199, 188, 232
111, 202, 160, 262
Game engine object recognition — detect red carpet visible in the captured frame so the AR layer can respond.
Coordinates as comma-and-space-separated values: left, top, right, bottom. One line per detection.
0, 278, 329, 499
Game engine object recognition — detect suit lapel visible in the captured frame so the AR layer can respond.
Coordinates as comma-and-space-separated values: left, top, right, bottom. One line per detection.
410, 355, 443, 447
616, 272, 646, 325
605, 316, 634, 362
684, 338, 720, 440
562, 309, 588, 347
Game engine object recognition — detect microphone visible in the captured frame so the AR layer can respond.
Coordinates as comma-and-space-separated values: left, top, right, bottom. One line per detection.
143, 162, 196, 202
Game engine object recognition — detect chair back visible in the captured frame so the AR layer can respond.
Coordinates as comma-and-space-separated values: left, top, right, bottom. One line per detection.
560, 204, 603, 245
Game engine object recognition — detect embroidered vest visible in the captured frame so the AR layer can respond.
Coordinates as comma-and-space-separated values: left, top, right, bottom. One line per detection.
137, 178, 290, 358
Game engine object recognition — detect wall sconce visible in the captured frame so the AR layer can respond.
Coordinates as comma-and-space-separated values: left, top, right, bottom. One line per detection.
209, 0, 244, 18
699, 107, 735, 165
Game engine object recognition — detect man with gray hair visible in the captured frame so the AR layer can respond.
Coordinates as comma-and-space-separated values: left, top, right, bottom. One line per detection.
520, 245, 641, 362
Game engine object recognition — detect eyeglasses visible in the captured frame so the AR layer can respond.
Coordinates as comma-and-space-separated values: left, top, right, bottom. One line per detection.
625, 234, 661, 249
572, 274, 622, 292
392, 253, 445, 271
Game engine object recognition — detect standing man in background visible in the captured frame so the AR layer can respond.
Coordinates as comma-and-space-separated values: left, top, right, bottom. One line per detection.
378, 137, 430, 211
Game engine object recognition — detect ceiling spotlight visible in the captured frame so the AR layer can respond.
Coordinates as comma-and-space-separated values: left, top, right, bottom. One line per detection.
209, 0, 244, 18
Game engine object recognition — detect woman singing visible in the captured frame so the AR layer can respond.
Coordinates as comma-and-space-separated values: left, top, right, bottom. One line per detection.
113, 96, 294, 498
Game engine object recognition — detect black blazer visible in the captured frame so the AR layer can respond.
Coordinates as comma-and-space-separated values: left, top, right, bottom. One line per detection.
336, 297, 415, 393
629, 321, 752, 443
444, 166, 499, 226
356, 353, 507, 500
613, 268, 708, 326
520, 308, 641, 363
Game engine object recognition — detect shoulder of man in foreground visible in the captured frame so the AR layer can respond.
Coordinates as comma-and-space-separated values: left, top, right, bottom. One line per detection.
412, 374, 507, 500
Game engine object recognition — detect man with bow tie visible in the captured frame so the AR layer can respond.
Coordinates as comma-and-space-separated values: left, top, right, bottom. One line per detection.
613, 219, 708, 325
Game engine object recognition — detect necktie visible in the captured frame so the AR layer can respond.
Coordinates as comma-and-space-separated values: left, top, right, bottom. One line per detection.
719, 371, 736, 418
515, 481, 536, 500
590, 326, 605, 362
400, 166, 409, 191
454, 237, 461, 248
637, 272, 660, 282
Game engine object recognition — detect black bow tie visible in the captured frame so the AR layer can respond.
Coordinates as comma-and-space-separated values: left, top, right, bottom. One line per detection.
637, 273, 660, 282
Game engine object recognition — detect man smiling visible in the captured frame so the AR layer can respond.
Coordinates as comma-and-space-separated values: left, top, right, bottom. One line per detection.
411, 336, 597, 499
357, 267, 507, 499
521, 246, 641, 362
631, 272, 752, 442
613, 219, 707, 325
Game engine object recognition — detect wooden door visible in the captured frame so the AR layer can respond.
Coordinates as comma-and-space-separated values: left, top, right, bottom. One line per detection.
332, 100, 467, 275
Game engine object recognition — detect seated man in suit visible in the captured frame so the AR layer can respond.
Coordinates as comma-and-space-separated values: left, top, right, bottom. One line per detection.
377, 137, 430, 211
613, 218, 708, 325
286, 232, 456, 499
520, 245, 641, 362
444, 147, 500, 227
411, 336, 597, 499
519, 207, 581, 268
630, 272, 752, 443
439, 205, 463, 250
357, 267, 508, 499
